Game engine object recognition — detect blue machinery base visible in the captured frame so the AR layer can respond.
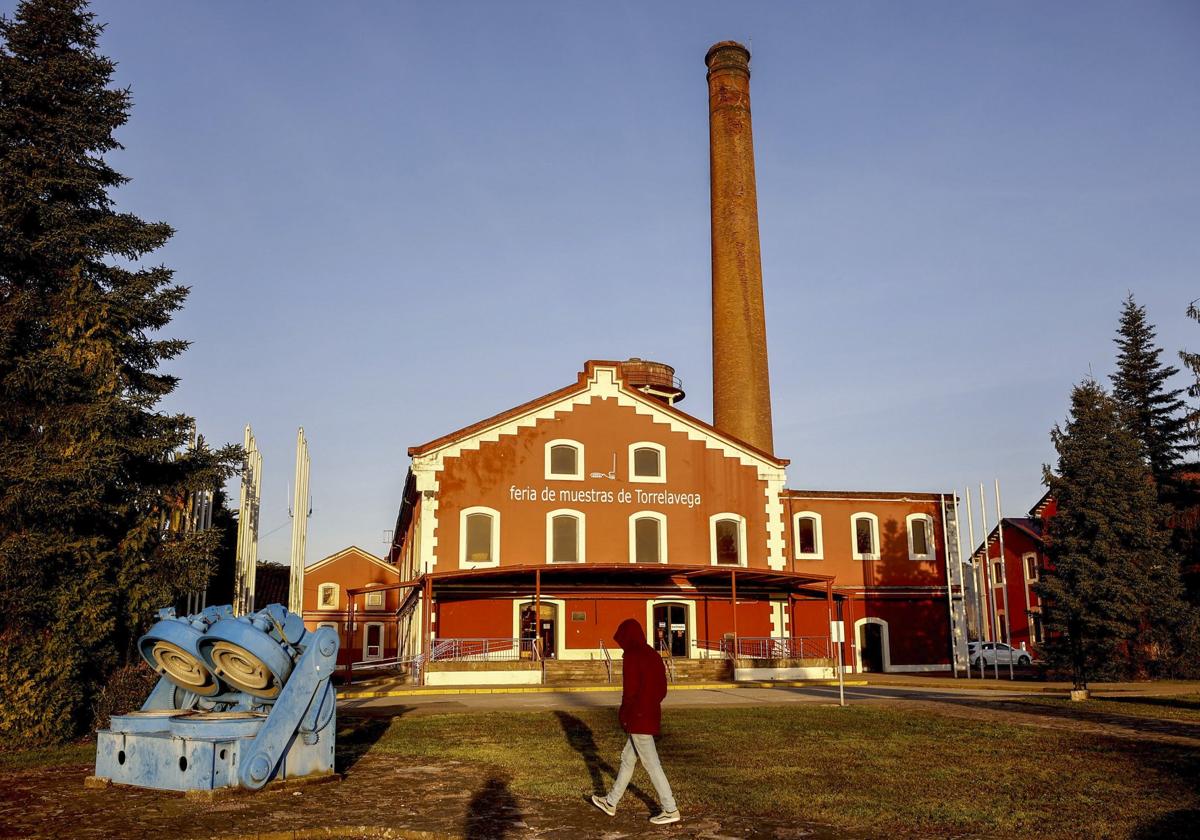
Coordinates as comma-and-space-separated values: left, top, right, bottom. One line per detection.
94, 605, 339, 792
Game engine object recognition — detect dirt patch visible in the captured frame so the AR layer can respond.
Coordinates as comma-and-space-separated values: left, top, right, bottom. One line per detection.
0, 752, 841, 840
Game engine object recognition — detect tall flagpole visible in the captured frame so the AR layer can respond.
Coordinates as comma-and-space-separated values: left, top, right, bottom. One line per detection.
995, 479, 1015, 680
979, 482, 1000, 679
234, 425, 262, 616
953, 492, 970, 679
964, 486, 985, 678
288, 428, 310, 615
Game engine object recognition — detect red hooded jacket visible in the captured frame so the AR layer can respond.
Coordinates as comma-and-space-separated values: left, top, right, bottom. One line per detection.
614, 618, 668, 735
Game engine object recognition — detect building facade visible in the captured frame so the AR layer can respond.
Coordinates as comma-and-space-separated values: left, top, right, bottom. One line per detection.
366, 360, 957, 680
970, 493, 1054, 656
300, 546, 402, 672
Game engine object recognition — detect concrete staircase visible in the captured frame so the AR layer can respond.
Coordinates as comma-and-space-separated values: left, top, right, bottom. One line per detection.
542, 660, 617, 686
540, 656, 733, 686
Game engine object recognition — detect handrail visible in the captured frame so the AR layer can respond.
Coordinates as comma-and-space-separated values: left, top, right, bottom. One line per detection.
600, 640, 613, 684
693, 636, 833, 661
656, 639, 676, 684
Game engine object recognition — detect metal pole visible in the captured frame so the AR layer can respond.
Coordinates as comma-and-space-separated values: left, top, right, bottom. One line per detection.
421, 577, 431, 686
828, 582, 845, 706
535, 568, 541, 657
953, 492, 970, 679
965, 486, 984, 678
731, 569, 738, 656
940, 494, 958, 678
288, 428, 310, 615
979, 482, 1000, 679
995, 480, 1015, 680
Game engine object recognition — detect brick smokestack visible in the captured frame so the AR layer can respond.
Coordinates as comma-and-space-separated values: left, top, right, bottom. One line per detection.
706, 41, 774, 454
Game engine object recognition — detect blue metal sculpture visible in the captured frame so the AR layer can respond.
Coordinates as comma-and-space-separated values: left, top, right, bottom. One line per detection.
94, 604, 338, 791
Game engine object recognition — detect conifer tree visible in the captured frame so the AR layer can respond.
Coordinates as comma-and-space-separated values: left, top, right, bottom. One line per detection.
0, 0, 237, 744
1111, 293, 1189, 489
1038, 381, 1181, 688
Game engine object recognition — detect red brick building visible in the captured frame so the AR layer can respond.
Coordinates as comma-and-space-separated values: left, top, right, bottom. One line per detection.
300, 546, 402, 671
330, 42, 963, 683
367, 359, 958, 682
970, 493, 1054, 656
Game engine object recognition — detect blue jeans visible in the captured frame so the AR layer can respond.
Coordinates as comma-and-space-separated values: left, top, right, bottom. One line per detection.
605, 733, 677, 813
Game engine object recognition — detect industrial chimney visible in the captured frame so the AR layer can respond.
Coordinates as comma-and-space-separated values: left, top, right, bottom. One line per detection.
706, 41, 774, 454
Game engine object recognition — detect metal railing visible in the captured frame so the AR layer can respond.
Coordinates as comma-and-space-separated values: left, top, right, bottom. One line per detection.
695, 636, 833, 661
427, 637, 537, 662
600, 640, 613, 684
656, 639, 676, 683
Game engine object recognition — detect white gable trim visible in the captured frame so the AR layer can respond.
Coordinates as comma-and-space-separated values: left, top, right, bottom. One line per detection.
411, 365, 789, 572
305, 546, 396, 576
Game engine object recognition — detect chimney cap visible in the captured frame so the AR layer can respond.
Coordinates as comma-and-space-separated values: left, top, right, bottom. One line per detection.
705, 40, 750, 70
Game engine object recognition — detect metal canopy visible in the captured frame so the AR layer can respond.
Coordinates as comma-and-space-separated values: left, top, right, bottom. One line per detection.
348, 563, 836, 597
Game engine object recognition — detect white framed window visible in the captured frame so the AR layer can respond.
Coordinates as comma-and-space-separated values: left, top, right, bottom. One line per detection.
991, 559, 1005, 586
1023, 553, 1039, 582
792, 511, 823, 560
460, 506, 500, 568
629, 511, 668, 564
365, 587, 384, 610
851, 513, 879, 561
546, 509, 585, 563
544, 439, 584, 481
317, 583, 339, 610
709, 513, 747, 567
628, 442, 666, 484
906, 513, 935, 561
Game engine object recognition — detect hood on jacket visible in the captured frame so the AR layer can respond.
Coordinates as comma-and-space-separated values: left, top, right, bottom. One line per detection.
613, 618, 647, 653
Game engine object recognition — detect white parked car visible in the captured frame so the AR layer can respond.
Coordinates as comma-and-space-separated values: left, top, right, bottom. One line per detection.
968, 642, 1032, 667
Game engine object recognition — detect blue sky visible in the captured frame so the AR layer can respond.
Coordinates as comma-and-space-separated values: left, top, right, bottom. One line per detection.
25, 1, 1200, 564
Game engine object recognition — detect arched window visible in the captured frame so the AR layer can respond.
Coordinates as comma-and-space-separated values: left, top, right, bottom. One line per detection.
460, 506, 500, 568
851, 513, 879, 561
793, 511, 823, 559
906, 513, 935, 560
317, 583, 339, 610
709, 513, 746, 566
629, 511, 668, 564
546, 509, 585, 563
628, 442, 666, 483
545, 439, 584, 481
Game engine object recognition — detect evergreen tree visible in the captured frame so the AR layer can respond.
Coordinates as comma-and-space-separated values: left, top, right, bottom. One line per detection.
1111, 293, 1190, 489
0, 0, 237, 744
1038, 380, 1181, 688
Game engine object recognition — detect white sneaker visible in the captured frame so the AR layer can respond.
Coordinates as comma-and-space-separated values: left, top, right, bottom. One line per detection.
591, 794, 616, 816
649, 810, 681, 825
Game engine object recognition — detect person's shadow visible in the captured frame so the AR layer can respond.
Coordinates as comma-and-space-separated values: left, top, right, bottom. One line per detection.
553, 711, 657, 811
464, 774, 523, 839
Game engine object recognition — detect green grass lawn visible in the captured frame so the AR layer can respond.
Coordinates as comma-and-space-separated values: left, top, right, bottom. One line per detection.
359, 705, 1200, 839
1012, 693, 1200, 723
0, 741, 93, 772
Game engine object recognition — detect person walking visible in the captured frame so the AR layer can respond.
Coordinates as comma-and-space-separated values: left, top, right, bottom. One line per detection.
590, 618, 680, 825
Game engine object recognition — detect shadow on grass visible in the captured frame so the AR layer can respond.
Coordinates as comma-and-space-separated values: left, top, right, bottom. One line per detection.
1101, 694, 1200, 713
336, 708, 412, 775
464, 774, 523, 839
553, 711, 656, 811
1130, 745, 1200, 839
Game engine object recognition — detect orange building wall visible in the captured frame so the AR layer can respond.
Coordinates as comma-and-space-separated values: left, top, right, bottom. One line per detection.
432, 397, 772, 570
302, 547, 402, 670
782, 495, 948, 588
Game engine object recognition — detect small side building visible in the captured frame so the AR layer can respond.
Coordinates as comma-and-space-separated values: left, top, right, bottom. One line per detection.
300, 546, 401, 671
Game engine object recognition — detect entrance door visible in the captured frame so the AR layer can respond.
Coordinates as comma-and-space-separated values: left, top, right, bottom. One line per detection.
363, 623, 383, 661
653, 604, 688, 657
520, 603, 557, 659
860, 623, 884, 673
